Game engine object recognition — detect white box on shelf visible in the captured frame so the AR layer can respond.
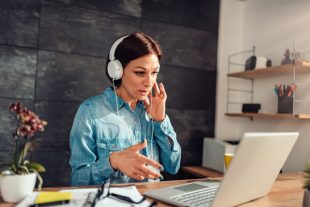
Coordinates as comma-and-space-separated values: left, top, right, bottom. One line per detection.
202, 138, 238, 173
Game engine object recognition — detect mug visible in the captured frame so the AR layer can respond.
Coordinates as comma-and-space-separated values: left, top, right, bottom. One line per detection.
224, 153, 234, 170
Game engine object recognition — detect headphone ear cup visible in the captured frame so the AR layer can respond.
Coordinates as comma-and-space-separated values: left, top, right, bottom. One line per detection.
107, 59, 123, 80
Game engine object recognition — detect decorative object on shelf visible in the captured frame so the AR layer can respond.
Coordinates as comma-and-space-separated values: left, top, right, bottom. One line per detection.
0, 102, 47, 203
303, 160, 310, 207
245, 55, 272, 71
242, 103, 261, 113
281, 48, 292, 65
274, 84, 296, 114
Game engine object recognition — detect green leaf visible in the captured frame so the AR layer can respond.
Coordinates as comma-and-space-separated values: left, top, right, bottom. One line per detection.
17, 165, 30, 174
11, 164, 17, 174
18, 141, 35, 166
26, 161, 46, 173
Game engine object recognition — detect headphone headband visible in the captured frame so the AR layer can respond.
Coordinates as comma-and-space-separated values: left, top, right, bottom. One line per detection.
109, 35, 129, 61
107, 35, 129, 80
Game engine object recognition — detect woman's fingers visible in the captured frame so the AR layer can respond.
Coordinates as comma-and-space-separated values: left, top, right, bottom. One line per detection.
144, 92, 152, 107
140, 165, 161, 178
141, 155, 162, 170
130, 172, 145, 181
136, 168, 153, 180
116, 140, 165, 181
131, 155, 162, 180
153, 82, 166, 99
128, 139, 147, 151
143, 97, 150, 109
159, 82, 166, 98
148, 90, 152, 100
133, 164, 161, 180
153, 81, 160, 95
128, 161, 160, 180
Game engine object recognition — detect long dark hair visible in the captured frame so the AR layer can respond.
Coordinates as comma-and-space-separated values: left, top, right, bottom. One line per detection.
105, 32, 162, 87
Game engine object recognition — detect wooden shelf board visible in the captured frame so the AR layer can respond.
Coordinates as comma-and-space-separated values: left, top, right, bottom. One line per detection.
225, 112, 310, 120
227, 61, 310, 79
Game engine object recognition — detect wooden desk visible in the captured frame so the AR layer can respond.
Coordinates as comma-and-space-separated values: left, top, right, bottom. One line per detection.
182, 166, 223, 178
0, 173, 305, 207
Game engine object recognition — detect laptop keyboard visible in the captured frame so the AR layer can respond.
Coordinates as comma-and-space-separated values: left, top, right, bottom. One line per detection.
170, 185, 219, 207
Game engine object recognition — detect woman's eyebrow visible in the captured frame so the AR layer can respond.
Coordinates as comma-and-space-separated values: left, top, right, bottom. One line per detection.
135, 66, 160, 71
135, 66, 147, 70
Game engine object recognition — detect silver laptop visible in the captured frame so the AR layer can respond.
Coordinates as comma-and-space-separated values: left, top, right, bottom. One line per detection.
144, 132, 299, 207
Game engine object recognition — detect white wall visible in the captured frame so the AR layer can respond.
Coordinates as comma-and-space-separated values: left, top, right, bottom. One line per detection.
216, 0, 310, 172
216, 0, 246, 139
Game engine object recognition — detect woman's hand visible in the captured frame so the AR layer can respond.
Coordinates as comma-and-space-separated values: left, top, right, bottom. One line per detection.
143, 82, 167, 122
109, 140, 163, 181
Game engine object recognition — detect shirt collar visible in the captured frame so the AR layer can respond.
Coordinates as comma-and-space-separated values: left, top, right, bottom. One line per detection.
104, 87, 126, 111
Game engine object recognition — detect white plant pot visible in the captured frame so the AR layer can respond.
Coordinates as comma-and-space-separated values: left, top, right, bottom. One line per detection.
0, 173, 36, 203
304, 189, 310, 207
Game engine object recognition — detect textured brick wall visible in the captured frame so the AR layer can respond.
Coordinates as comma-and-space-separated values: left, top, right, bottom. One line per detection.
0, 0, 219, 186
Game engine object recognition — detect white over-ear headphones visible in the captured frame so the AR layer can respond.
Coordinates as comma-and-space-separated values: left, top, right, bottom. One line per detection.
107, 35, 129, 80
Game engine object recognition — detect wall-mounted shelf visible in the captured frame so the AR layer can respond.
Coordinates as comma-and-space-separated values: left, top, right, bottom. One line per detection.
227, 61, 310, 79
225, 112, 310, 120
226, 41, 310, 120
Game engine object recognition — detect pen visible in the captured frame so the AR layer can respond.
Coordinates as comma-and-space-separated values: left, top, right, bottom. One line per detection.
288, 84, 296, 97
29, 199, 70, 207
274, 87, 278, 96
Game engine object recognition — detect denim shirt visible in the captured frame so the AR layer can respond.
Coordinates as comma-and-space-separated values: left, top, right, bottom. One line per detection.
69, 87, 181, 186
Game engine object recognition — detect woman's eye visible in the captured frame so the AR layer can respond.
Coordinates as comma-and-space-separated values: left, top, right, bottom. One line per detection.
152, 71, 159, 76
135, 71, 145, 76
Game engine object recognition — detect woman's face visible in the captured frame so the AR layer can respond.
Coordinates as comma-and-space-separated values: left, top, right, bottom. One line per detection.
117, 54, 160, 103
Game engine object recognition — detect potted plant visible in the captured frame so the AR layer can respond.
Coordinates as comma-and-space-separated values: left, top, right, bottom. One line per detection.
0, 102, 47, 203
303, 160, 310, 207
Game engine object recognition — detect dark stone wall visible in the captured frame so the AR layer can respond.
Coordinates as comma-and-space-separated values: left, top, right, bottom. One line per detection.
0, 0, 219, 186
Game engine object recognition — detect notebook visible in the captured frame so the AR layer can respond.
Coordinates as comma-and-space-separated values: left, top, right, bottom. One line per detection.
144, 132, 299, 207
34, 192, 72, 204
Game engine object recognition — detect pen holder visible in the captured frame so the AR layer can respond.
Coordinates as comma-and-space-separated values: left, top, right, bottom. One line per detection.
277, 96, 293, 114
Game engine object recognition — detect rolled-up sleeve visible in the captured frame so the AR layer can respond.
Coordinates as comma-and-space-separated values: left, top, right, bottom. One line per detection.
69, 103, 116, 186
153, 115, 181, 174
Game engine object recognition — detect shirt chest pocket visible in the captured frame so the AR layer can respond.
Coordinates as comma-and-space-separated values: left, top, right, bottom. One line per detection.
97, 120, 133, 140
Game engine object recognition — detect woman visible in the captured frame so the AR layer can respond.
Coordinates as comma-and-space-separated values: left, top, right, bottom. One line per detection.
69, 32, 181, 186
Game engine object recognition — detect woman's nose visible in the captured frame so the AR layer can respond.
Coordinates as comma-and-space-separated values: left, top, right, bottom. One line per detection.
144, 74, 152, 86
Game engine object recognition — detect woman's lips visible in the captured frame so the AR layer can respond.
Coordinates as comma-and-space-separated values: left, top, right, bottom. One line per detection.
138, 90, 149, 96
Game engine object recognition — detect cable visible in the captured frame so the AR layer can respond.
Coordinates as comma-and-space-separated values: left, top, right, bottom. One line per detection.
113, 80, 155, 176
149, 97, 154, 161
146, 95, 157, 182
112, 79, 119, 116
148, 94, 158, 182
